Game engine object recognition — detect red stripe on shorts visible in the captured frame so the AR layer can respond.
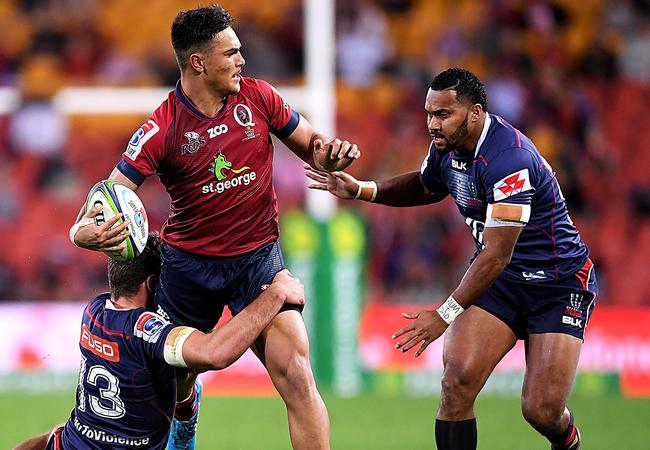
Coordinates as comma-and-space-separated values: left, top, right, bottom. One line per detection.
575, 258, 593, 290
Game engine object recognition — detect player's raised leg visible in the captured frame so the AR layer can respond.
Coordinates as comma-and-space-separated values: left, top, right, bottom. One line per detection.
521, 333, 583, 450
436, 306, 517, 450
167, 373, 202, 450
252, 310, 329, 450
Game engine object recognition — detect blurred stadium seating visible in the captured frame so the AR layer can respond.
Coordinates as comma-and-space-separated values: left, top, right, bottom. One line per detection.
0, 0, 648, 308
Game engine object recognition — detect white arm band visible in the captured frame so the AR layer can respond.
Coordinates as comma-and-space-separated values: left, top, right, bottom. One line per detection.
68, 216, 95, 247
163, 326, 197, 368
354, 180, 377, 202
436, 296, 465, 325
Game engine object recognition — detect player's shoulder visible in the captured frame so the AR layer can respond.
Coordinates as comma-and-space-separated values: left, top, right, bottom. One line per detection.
237, 76, 283, 102
84, 292, 111, 320
482, 115, 540, 164
131, 309, 172, 344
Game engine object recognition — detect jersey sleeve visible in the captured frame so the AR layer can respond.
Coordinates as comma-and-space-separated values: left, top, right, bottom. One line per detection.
117, 102, 169, 186
251, 79, 300, 139
420, 142, 448, 193
483, 148, 539, 226
130, 310, 175, 362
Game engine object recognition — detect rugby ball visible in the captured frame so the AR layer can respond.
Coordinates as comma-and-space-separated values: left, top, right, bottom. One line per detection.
85, 180, 148, 261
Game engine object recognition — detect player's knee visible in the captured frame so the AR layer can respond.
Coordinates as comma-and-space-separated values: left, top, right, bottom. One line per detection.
521, 396, 564, 432
439, 364, 480, 413
276, 352, 317, 397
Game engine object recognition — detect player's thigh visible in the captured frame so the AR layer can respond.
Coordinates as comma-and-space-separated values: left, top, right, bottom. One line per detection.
521, 333, 582, 413
442, 305, 517, 391
252, 310, 314, 386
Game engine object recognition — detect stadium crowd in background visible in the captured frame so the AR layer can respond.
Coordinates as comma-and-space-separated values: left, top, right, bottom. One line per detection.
0, 0, 648, 307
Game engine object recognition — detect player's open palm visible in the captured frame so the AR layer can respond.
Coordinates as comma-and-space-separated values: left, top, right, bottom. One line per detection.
392, 310, 448, 357
304, 164, 359, 199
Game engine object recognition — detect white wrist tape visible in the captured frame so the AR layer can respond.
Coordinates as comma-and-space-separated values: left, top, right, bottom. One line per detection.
354, 181, 377, 202
436, 296, 465, 325
69, 216, 95, 247
163, 326, 197, 368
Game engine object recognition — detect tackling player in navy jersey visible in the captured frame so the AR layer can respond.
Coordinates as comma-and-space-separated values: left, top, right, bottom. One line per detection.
68, 5, 361, 450
14, 231, 305, 450
305, 68, 595, 450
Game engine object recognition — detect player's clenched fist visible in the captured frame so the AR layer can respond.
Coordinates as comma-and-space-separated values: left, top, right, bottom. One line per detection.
312, 137, 361, 172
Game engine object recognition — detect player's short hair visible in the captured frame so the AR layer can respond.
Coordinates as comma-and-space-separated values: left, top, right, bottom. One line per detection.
171, 4, 233, 70
108, 232, 162, 299
430, 68, 488, 111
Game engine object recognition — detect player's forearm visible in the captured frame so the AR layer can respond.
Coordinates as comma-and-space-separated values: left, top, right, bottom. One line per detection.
189, 290, 285, 370
374, 172, 446, 206
450, 249, 511, 308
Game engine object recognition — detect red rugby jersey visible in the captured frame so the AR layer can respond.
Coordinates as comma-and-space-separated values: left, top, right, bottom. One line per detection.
117, 77, 299, 256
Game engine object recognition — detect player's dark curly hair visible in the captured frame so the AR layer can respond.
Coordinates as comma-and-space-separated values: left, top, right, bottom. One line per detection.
171, 4, 233, 69
108, 232, 162, 299
430, 68, 488, 111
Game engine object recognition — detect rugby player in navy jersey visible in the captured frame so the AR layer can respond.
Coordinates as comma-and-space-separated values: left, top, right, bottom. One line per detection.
68, 5, 360, 450
305, 68, 595, 450
14, 231, 305, 450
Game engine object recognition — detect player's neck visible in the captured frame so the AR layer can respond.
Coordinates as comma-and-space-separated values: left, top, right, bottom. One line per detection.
110, 295, 146, 310
456, 114, 486, 158
180, 77, 226, 117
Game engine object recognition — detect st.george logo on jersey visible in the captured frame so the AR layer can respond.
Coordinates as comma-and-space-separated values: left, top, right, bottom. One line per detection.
493, 169, 532, 201
134, 312, 168, 343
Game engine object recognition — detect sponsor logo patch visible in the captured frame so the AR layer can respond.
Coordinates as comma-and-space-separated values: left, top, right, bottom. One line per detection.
181, 131, 206, 155
522, 270, 547, 280
562, 293, 584, 328
493, 168, 532, 201
125, 120, 159, 161
134, 312, 169, 343
80, 325, 120, 362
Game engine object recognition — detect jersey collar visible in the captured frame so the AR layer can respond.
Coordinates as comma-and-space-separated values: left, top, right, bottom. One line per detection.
175, 80, 228, 121
474, 113, 492, 158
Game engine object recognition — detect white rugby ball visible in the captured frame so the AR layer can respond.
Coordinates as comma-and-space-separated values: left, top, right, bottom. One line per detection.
85, 180, 149, 261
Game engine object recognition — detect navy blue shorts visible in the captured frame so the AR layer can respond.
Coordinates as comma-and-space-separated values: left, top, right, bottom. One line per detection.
474, 258, 598, 340
155, 240, 294, 332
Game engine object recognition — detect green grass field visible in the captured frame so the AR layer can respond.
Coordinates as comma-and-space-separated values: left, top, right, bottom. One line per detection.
2, 391, 649, 449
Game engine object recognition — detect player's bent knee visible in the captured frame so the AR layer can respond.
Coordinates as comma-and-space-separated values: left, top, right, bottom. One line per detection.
521, 396, 564, 432
440, 364, 482, 398
275, 352, 317, 397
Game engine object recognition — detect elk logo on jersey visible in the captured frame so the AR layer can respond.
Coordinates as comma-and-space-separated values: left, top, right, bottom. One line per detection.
493, 169, 532, 201
210, 152, 250, 181
181, 131, 206, 155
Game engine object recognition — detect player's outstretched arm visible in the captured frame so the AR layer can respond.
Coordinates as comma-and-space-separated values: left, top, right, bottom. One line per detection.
69, 168, 139, 251
172, 270, 305, 371
392, 225, 522, 357
283, 115, 360, 172
305, 165, 447, 206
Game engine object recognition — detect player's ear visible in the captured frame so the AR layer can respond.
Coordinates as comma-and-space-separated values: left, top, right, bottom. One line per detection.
145, 275, 157, 295
189, 52, 205, 73
471, 104, 482, 123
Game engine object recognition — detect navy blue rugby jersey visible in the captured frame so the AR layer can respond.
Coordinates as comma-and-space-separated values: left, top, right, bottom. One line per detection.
59, 293, 176, 449
420, 113, 588, 282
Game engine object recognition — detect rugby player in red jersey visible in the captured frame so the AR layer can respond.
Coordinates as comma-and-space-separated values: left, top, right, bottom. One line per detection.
14, 232, 305, 450
68, 5, 359, 450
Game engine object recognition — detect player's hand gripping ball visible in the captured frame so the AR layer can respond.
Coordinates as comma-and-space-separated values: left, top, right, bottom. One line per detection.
85, 180, 149, 261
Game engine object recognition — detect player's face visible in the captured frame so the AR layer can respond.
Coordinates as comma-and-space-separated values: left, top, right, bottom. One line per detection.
425, 88, 473, 154
200, 27, 245, 97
